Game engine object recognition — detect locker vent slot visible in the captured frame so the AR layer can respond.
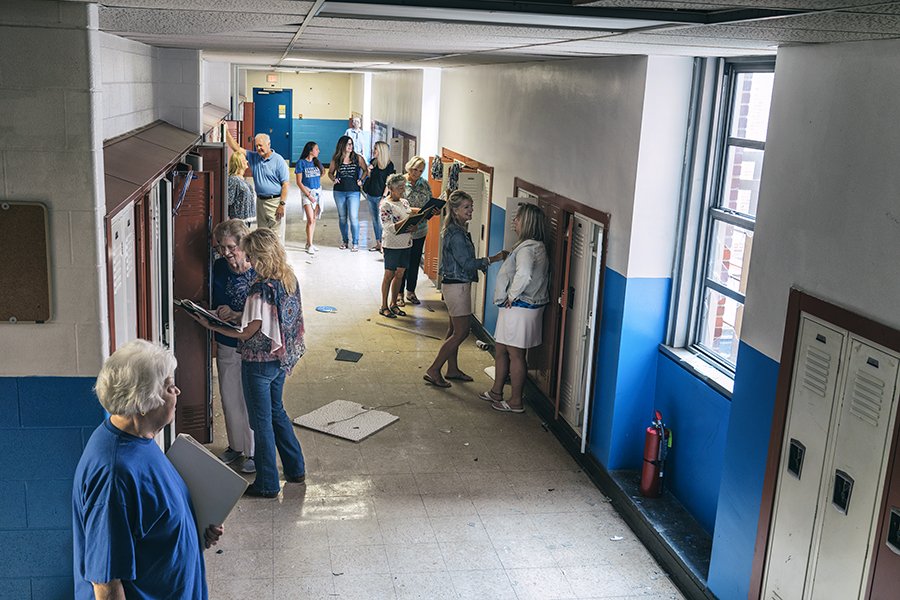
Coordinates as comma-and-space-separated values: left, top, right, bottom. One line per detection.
572, 226, 586, 260
770, 592, 784, 600
801, 346, 831, 397
848, 370, 885, 427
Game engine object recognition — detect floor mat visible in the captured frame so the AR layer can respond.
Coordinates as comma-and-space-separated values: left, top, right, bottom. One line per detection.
292, 400, 398, 442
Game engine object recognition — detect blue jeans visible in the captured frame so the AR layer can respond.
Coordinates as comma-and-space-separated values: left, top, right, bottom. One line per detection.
333, 190, 360, 245
241, 360, 305, 494
366, 193, 383, 242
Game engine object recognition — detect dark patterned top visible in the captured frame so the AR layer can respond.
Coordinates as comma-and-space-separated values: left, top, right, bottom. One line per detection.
212, 258, 256, 348
227, 175, 255, 220
239, 278, 306, 374
404, 176, 432, 240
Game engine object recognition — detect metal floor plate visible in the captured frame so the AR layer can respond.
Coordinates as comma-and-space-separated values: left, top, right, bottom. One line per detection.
292, 400, 399, 442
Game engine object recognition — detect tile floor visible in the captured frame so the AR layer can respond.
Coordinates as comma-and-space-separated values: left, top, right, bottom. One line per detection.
205, 187, 684, 600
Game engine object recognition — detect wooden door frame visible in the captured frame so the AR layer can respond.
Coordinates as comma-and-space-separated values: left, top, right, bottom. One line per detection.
512, 178, 611, 422
750, 288, 900, 599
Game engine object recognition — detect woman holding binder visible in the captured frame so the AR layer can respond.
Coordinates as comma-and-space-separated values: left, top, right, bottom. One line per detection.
401, 155, 433, 305
72, 340, 224, 599
190, 228, 308, 498
211, 219, 256, 474
424, 190, 507, 387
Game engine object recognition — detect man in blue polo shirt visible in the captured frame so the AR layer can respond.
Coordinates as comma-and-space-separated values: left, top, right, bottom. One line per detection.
227, 131, 290, 240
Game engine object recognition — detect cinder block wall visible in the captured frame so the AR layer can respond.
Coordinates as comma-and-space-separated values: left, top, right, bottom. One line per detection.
0, 2, 108, 596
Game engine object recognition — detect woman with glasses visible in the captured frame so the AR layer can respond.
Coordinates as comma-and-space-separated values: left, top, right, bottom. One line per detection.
210, 219, 256, 473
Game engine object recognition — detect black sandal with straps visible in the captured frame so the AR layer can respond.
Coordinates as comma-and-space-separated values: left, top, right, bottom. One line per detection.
390, 305, 407, 317
379, 307, 397, 319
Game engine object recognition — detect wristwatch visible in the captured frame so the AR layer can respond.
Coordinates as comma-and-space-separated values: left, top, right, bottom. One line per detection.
278, 200, 286, 206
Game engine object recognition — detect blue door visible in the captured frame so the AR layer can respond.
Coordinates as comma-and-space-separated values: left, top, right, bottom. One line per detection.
253, 88, 292, 162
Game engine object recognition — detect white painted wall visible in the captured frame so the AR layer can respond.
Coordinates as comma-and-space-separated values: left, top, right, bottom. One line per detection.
349, 73, 365, 117
0, 0, 107, 376
437, 57, 649, 275
628, 56, 693, 278
203, 60, 231, 108
742, 38, 900, 359
245, 71, 351, 119
371, 69, 424, 141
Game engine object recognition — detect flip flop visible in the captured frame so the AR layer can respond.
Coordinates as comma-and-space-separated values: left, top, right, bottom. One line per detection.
478, 390, 503, 402
445, 373, 474, 382
491, 400, 525, 414
423, 374, 451, 388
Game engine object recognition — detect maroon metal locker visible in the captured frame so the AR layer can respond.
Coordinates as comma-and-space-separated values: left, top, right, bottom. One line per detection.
172, 170, 213, 443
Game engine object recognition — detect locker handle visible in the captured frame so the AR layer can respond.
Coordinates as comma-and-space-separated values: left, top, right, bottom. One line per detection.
787, 438, 805, 479
888, 507, 900, 555
832, 470, 854, 514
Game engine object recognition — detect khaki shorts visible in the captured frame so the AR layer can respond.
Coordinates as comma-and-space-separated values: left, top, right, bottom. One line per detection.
442, 282, 472, 317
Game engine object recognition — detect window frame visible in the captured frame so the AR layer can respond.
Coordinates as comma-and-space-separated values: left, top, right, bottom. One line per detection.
670, 57, 775, 377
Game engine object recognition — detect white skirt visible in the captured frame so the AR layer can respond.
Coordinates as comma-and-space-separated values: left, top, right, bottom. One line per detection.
494, 305, 544, 349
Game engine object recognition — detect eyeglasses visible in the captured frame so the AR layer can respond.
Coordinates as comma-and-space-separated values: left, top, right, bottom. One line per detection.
217, 243, 238, 254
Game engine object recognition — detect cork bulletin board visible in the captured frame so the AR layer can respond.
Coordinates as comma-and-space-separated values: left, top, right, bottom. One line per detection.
0, 202, 51, 322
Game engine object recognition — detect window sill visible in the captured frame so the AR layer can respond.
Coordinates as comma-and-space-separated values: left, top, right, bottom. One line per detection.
659, 345, 734, 399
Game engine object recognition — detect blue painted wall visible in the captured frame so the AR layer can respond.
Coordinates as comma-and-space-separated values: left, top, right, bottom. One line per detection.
653, 353, 731, 533
0, 377, 103, 598
707, 342, 780, 599
482, 203, 507, 337
292, 119, 349, 164
587, 269, 671, 470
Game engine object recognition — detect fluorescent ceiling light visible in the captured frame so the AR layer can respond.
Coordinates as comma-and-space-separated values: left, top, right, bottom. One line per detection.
283, 58, 316, 62
319, 2, 675, 30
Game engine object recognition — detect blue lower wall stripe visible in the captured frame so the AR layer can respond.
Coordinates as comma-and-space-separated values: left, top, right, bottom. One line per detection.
707, 341, 779, 599
0, 376, 100, 598
654, 351, 730, 533
292, 119, 350, 164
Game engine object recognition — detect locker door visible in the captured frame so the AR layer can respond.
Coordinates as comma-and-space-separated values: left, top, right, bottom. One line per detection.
110, 204, 138, 351
457, 172, 486, 321
557, 215, 595, 433
763, 316, 845, 600
808, 339, 900, 599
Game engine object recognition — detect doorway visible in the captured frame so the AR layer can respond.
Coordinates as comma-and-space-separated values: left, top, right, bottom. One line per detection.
253, 88, 292, 160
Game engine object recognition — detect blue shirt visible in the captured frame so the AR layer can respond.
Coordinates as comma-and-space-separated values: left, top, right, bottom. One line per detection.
212, 258, 256, 348
246, 150, 289, 196
294, 158, 322, 190
72, 420, 207, 600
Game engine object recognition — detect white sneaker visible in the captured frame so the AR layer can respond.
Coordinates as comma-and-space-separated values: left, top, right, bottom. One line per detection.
241, 458, 256, 473
306, 245, 318, 254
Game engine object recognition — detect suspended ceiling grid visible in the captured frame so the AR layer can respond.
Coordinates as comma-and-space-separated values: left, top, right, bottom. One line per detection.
84, 0, 900, 69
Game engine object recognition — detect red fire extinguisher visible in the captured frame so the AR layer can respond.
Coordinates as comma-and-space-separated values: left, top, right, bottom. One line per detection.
640, 410, 672, 498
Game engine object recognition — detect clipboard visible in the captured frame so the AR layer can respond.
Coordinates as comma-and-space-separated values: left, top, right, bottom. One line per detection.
395, 197, 445, 235
174, 298, 240, 331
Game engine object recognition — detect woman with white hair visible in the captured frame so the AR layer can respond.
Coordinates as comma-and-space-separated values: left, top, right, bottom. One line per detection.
401, 155, 434, 305
72, 339, 224, 600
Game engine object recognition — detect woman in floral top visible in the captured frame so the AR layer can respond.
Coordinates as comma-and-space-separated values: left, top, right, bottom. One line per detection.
226, 151, 255, 222
191, 228, 307, 498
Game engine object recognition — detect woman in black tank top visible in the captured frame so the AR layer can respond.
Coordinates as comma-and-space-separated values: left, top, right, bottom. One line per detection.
328, 136, 368, 251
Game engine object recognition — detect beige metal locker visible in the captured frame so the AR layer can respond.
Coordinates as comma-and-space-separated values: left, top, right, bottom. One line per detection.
808, 339, 900, 598
763, 315, 900, 600
456, 172, 487, 321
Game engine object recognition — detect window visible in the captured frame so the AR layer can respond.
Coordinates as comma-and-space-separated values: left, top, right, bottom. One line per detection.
669, 59, 775, 375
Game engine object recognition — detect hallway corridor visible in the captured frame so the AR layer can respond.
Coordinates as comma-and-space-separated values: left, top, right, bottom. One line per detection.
204, 190, 684, 600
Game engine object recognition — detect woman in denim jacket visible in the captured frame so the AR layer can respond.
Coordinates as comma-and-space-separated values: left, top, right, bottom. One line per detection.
424, 190, 506, 388
480, 203, 550, 413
